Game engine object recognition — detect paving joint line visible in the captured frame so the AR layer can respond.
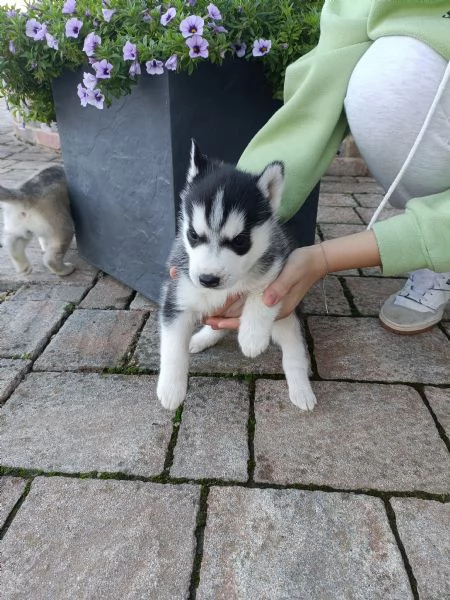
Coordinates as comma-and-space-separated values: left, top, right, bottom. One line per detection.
0, 480, 32, 542
188, 485, 209, 600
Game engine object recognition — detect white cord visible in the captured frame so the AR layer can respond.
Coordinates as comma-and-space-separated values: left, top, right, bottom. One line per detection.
367, 59, 450, 230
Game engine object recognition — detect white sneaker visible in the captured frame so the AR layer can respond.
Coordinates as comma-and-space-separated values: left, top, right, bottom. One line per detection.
379, 269, 450, 334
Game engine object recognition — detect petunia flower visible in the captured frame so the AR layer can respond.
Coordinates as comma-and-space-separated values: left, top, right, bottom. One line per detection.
83, 72, 97, 90
207, 3, 221, 20
129, 61, 141, 78
102, 8, 115, 22
186, 35, 209, 59
146, 59, 164, 75
46, 33, 59, 49
232, 41, 247, 58
142, 10, 152, 22
9, 40, 16, 54
123, 41, 137, 61
179, 15, 204, 38
65, 17, 83, 38
212, 25, 227, 33
83, 32, 101, 56
26, 19, 47, 41
62, 0, 76, 14
160, 7, 176, 26
6, 10, 17, 17
92, 58, 113, 79
252, 38, 272, 57
165, 55, 178, 71
77, 83, 90, 107
87, 89, 105, 109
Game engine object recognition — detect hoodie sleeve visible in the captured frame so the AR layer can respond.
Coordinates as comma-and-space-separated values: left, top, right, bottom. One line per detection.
372, 190, 450, 275
237, 0, 372, 222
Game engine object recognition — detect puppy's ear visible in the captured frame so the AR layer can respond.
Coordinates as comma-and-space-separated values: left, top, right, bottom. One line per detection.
256, 161, 285, 213
186, 139, 209, 185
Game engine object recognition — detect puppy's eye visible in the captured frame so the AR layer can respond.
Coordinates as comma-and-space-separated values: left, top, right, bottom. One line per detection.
230, 233, 249, 250
188, 227, 199, 241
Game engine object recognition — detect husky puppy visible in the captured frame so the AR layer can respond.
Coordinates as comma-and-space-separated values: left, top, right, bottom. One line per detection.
0, 165, 75, 276
157, 141, 317, 412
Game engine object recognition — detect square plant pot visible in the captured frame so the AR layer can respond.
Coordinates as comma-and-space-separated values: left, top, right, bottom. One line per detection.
52, 60, 319, 303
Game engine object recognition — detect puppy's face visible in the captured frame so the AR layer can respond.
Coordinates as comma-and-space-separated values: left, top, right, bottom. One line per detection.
181, 141, 284, 290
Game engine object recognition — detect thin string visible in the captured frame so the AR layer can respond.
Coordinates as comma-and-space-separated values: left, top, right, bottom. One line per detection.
319, 242, 330, 315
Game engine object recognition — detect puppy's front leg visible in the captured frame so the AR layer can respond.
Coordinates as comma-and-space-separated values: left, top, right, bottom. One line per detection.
157, 310, 196, 410
238, 294, 279, 358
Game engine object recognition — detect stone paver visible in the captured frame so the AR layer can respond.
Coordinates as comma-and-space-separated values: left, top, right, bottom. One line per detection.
198, 487, 412, 600
0, 373, 173, 475
309, 317, 450, 384
171, 378, 249, 481
133, 311, 286, 374
0, 300, 67, 359
34, 309, 146, 370
79, 275, 133, 309
344, 276, 406, 316
317, 192, 357, 207
253, 380, 450, 492
424, 386, 450, 436
320, 177, 384, 195
302, 275, 352, 315
0, 477, 200, 600
0, 477, 27, 528
317, 205, 363, 224
353, 193, 385, 208
0, 359, 30, 404
11, 283, 89, 303
129, 292, 158, 311
391, 498, 450, 600
356, 206, 404, 225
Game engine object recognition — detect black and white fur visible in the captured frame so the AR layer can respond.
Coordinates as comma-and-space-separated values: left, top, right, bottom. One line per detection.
157, 140, 316, 411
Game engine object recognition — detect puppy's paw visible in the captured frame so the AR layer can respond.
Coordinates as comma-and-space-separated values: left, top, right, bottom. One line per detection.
14, 261, 32, 275
189, 327, 225, 354
55, 262, 75, 277
238, 326, 270, 358
157, 375, 187, 410
287, 377, 317, 411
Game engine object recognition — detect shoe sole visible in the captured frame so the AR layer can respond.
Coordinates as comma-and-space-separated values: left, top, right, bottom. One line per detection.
379, 314, 442, 335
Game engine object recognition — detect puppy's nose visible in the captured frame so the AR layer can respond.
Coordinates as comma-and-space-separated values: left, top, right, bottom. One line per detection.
199, 274, 221, 288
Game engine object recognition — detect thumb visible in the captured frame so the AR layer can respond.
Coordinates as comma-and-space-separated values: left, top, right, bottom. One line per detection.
263, 258, 300, 306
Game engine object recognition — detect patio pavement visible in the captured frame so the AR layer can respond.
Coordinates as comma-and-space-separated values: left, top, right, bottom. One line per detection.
0, 98, 449, 599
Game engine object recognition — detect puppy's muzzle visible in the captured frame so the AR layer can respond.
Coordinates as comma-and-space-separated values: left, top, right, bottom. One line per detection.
199, 274, 221, 288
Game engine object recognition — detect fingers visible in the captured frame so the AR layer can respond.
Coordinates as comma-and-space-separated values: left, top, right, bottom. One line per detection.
205, 317, 240, 331
263, 253, 302, 306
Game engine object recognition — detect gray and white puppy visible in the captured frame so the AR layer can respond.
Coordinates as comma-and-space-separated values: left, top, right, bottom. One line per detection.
157, 141, 316, 412
0, 165, 75, 276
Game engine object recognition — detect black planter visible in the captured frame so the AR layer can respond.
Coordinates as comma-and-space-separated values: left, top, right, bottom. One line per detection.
52, 61, 318, 303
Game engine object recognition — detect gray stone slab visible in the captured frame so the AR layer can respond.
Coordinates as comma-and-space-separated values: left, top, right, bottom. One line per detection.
0, 359, 30, 403
253, 380, 450, 492
318, 192, 357, 207
198, 487, 412, 600
11, 283, 89, 304
133, 311, 286, 374
79, 275, 133, 309
354, 193, 385, 208
34, 309, 146, 371
0, 300, 67, 359
0, 246, 98, 287
320, 178, 384, 194
391, 498, 450, 600
302, 275, 351, 315
424, 386, 450, 436
344, 276, 407, 316
171, 377, 249, 481
0, 477, 27, 528
317, 205, 363, 224
129, 292, 159, 311
309, 317, 450, 384
0, 373, 173, 476
355, 206, 404, 225
0, 477, 199, 600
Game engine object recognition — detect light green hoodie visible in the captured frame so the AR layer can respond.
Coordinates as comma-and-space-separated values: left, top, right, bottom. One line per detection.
238, 0, 450, 276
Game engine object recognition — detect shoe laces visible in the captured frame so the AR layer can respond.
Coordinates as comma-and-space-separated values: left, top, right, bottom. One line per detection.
399, 269, 450, 305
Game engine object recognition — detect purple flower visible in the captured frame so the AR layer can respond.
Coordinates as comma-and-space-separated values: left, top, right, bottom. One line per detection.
145, 59, 164, 75
46, 33, 59, 49
77, 83, 90, 107
83, 72, 97, 90
87, 89, 105, 109
280, 42, 289, 49
232, 41, 247, 58
26, 19, 47, 41
212, 25, 227, 33
62, 0, 76, 14
123, 41, 137, 61
187, 0, 196, 5
85, 10, 91, 17
179, 15, 204, 38
65, 17, 83, 38
9, 40, 16, 54
252, 38, 271, 57
165, 55, 178, 71
92, 59, 113, 79
160, 7, 176, 26
186, 35, 209, 59
83, 32, 101, 56
207, 3, 221, 20
129, 61, 141, 78
142, 10, 152, 22
6, 10, 17, 17
102, 8, 115, 22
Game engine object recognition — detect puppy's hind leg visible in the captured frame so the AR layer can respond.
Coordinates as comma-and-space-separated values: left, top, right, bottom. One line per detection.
4, 231, 33, 274
42, 242, 75, 276
189, 325, 228, 354
158, 310, 196, 410
272, 313, 317, 411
